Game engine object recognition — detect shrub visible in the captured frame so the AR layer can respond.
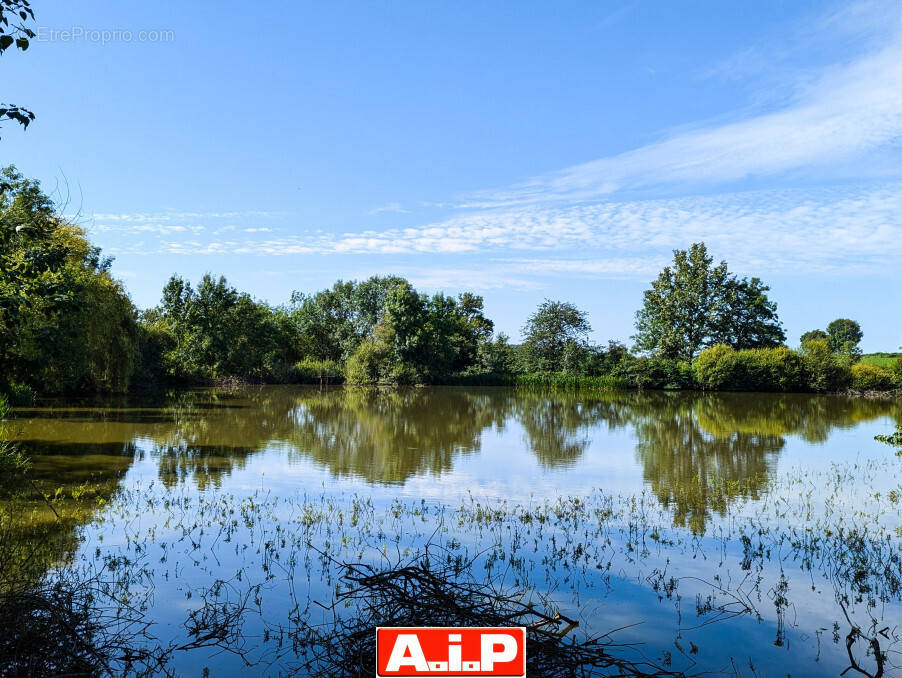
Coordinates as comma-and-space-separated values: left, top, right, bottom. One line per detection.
890, 357, 902, 381
1, 381, 36, 406
742, 346, 806, 391
613, 357, 695, 390
800, 339, 851, 392
695, 345, 809, 392
850, 363, 896, 392
294, 358, 344, 384
693, 345, 740, 390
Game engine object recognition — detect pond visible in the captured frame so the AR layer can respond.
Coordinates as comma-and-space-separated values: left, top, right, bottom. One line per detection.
4, 386, 902, 676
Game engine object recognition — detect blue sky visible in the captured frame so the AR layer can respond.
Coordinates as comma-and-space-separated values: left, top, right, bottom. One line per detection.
3, 0, 901, 350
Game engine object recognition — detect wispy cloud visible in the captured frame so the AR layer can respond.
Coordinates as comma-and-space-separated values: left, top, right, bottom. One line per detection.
104, 183, 900, 278
464, 3, 902, 207
367, 202, 410, 215
91, 210, 285, 223
95, 1, 902, 289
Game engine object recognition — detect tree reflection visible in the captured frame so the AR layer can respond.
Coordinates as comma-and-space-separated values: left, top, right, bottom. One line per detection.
5, 387, 900, 527
285, 388, 510, 483
627, 392, 902, 533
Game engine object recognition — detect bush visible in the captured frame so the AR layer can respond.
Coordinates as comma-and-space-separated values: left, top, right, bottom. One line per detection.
850, 363, 896, 392
613, 357, 694, 390
693, 345, 740, 390
693, 345, 811, 392
345, 337, 390, 384
293, 358, 344, 384
1, 381, 36, 406
739, 346, 806, 391
800, 339, 851, 392
890, 357, 902, 380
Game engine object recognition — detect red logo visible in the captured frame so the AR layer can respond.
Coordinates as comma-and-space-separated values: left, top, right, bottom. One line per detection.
376, 627, 526, 677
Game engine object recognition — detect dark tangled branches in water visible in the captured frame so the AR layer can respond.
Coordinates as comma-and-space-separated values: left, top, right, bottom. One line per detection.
288, 546, 687, 677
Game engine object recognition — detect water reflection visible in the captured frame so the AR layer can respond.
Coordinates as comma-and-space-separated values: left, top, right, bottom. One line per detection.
286, 388, 509, 483
5, 387, 900, 528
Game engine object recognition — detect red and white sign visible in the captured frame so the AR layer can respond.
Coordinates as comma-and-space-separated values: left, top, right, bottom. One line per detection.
375, 627, 526, 677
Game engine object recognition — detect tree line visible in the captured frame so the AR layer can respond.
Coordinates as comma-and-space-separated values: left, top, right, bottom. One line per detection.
2, 168, 899, 401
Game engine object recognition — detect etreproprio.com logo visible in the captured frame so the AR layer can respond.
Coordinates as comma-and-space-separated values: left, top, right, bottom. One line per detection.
36, 26, 175, 45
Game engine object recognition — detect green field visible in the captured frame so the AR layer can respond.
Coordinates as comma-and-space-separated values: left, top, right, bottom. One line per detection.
861, 353, 902, 368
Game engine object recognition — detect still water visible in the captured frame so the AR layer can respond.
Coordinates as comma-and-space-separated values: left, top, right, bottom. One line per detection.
6, 386, 902, 676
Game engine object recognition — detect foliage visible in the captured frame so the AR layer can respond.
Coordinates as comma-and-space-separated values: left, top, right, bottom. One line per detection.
612, 356, 695, 390
294, 358, 344, 384
714, 276, 786, 350
800, 329, 828, 344
0, 394, 29, 485
802, 319, 864, 363
0, 167, 139, 394
875, 423, 902, 452
892, 357, 902, 380
800, 339, 851, 392
472, 332, 518, 374
511, 373, 628, 390
694, 345, 806, 392
633, 242, 784, 361
290, 276, 406, 363
520, 299, 591, 373
1, 379, 34, 405
826, 318, 863, 354
850, 363, 897, 392
147, 273, 297, 383
0, 0, 36, 136
345, 323, 395, 385
295, 278, 495, 384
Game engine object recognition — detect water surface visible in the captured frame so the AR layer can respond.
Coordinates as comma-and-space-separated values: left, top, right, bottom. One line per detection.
6, 386, 902, 676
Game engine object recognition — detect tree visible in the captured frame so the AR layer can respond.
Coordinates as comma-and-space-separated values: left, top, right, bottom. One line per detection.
521, 300, 591, 372
151, 273, 294, 382
800, 329, 828, 344
0, 167, 138, 393
1, 0, 36, 136
290, 276, 407, 363
450, 292, 493, 372
713, 276, 785, 350
826, 318, 862, 355
633, 242, 784, 361
475, 333, 517, 374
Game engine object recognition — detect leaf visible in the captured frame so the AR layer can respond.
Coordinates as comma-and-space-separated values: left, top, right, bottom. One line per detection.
15, 36, 27, 50
0, 34, 14, 51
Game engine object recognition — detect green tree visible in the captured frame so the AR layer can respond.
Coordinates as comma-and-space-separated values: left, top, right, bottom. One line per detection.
521, 300, 591, 373
0, 167, 138, 393
826, 318, 863, 356
150, 273, 294, 382
800, 329, 828, 344
451, 292, 494, 372
474, 333, 517, 374
713, 276, 785, 350
633, 242, 784, 361
290, 276, 407, 363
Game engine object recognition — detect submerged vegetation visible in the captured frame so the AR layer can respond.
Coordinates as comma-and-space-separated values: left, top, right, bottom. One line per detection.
3, 452, 902, 675
1, 168, 900, 398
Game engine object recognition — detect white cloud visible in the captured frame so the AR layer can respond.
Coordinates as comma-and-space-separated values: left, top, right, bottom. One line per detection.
464, 4, 902, 207
125, 183, 901, 278
93, 1, 902, 286
367, 202, 410, 215
90, 210, 283, 222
